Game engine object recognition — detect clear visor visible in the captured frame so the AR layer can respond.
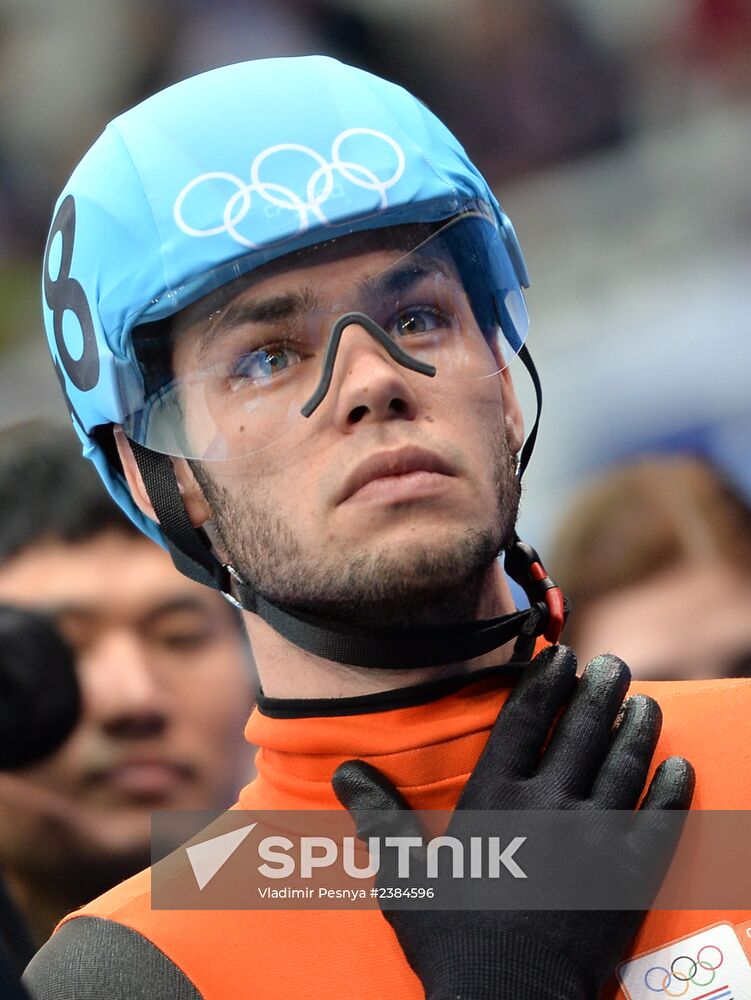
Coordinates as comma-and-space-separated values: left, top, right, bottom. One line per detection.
124, 213, 528, 461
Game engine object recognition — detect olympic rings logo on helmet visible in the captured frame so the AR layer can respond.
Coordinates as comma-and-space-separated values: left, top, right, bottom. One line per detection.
642, 945, 724, 995
173, 128, 406, 248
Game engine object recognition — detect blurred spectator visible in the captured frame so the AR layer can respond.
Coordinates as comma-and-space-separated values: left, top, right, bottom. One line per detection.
551, 454, 751, 680
0, 0, 171, 255
0, 422, 256, 963
677, 0, 751, 98
378, 0, 626, 184
162, 0, 378, 84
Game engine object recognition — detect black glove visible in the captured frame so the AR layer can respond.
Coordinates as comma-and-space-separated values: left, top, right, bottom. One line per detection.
333, 646, 695, 1000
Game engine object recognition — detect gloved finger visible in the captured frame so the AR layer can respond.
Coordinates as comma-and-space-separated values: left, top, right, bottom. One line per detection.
639, 756, 696, 812
630, 757, 696, 894
590, 695, 663, 809
536, 654, 631, 799
332, 759, 423, 843
461, 645, 578, 798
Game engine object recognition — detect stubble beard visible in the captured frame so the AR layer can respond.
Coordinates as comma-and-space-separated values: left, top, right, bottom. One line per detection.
191, 429, 520, 630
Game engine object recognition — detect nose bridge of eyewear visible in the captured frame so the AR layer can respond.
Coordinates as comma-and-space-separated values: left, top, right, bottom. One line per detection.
300, 311, 436, 418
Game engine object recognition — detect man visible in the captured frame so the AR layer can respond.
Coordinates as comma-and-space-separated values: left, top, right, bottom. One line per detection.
24, 57, 750, 998
0, 422, 256, 959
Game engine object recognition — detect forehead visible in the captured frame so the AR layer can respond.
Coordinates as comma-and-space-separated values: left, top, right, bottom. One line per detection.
227, 245, 404, 306
0, 532, 218, 615
174, 222, 439, 334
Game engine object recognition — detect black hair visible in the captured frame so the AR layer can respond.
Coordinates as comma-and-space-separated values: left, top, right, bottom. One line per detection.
0, 420, 140, 565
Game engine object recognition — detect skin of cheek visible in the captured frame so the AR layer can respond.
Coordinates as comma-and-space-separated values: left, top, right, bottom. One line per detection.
167, 643, 256, 804
207, 373, 510, 563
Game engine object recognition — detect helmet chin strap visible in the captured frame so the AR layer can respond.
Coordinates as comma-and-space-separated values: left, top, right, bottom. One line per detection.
130, 321, 566, 669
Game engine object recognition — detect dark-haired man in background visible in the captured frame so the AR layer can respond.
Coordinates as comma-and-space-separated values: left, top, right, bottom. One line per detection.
0, 422, 256, 965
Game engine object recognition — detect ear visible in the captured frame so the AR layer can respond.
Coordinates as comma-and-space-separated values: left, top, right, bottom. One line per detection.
113, 427, 212, 528
499, 366, 524, 456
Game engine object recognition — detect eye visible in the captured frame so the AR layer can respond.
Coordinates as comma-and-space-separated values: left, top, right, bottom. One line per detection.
227, 344, 303, 390
152, 628, 214, 653
146, 612, 219, 654
387, 306, 452, 338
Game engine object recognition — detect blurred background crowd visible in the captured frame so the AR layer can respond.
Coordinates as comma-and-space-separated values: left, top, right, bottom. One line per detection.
0, 0, 750, 662
0, 0, 749, 974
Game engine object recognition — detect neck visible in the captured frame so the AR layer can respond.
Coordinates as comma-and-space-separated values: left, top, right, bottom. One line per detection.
245, 563, 519, 699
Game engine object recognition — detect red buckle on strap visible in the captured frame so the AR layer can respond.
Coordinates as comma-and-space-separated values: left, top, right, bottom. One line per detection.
529, 562, 566, 644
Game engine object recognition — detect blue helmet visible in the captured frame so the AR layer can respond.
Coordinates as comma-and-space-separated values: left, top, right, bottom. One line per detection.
42, 56, 560, 666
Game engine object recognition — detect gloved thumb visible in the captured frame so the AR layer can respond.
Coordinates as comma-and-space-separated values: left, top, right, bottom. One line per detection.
332, 759, 423, 843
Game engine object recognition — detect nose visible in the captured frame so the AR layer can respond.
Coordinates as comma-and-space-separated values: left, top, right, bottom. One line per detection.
80, 630, 168, 739
328, 321, 421, 430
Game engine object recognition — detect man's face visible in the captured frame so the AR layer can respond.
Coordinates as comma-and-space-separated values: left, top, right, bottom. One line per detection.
173, 242, 524, 629
0, 531, 255, 884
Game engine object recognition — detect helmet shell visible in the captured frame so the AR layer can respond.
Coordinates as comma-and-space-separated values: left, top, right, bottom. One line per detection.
42, 56, 524, 545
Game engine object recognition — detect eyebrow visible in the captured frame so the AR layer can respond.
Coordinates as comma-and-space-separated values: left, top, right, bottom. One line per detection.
138, 596, 217, 630
360, 257, 453, 303
41, 595, 215, 629
194, 256, 455, 361
196, 286, 323, 361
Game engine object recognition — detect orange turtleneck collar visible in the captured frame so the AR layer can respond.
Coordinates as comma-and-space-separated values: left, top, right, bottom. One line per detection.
241, 663, 751, 815
240, 665, 520, 812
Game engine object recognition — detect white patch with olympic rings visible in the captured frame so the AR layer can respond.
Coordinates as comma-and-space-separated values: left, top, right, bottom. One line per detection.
618, 923, 751, 1000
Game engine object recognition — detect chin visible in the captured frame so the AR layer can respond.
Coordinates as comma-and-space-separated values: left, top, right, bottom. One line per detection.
364, 512, 477, 548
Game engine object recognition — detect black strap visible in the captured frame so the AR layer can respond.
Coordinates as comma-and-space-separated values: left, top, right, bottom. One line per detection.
234, 588, 545, 669
129, 441, 229, 593
516, 343, 542, 482
256, 662, 527, 719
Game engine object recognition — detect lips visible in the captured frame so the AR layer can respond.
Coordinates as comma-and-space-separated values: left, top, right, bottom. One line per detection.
84, 759, 194, 798
337, 446, 455, 504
